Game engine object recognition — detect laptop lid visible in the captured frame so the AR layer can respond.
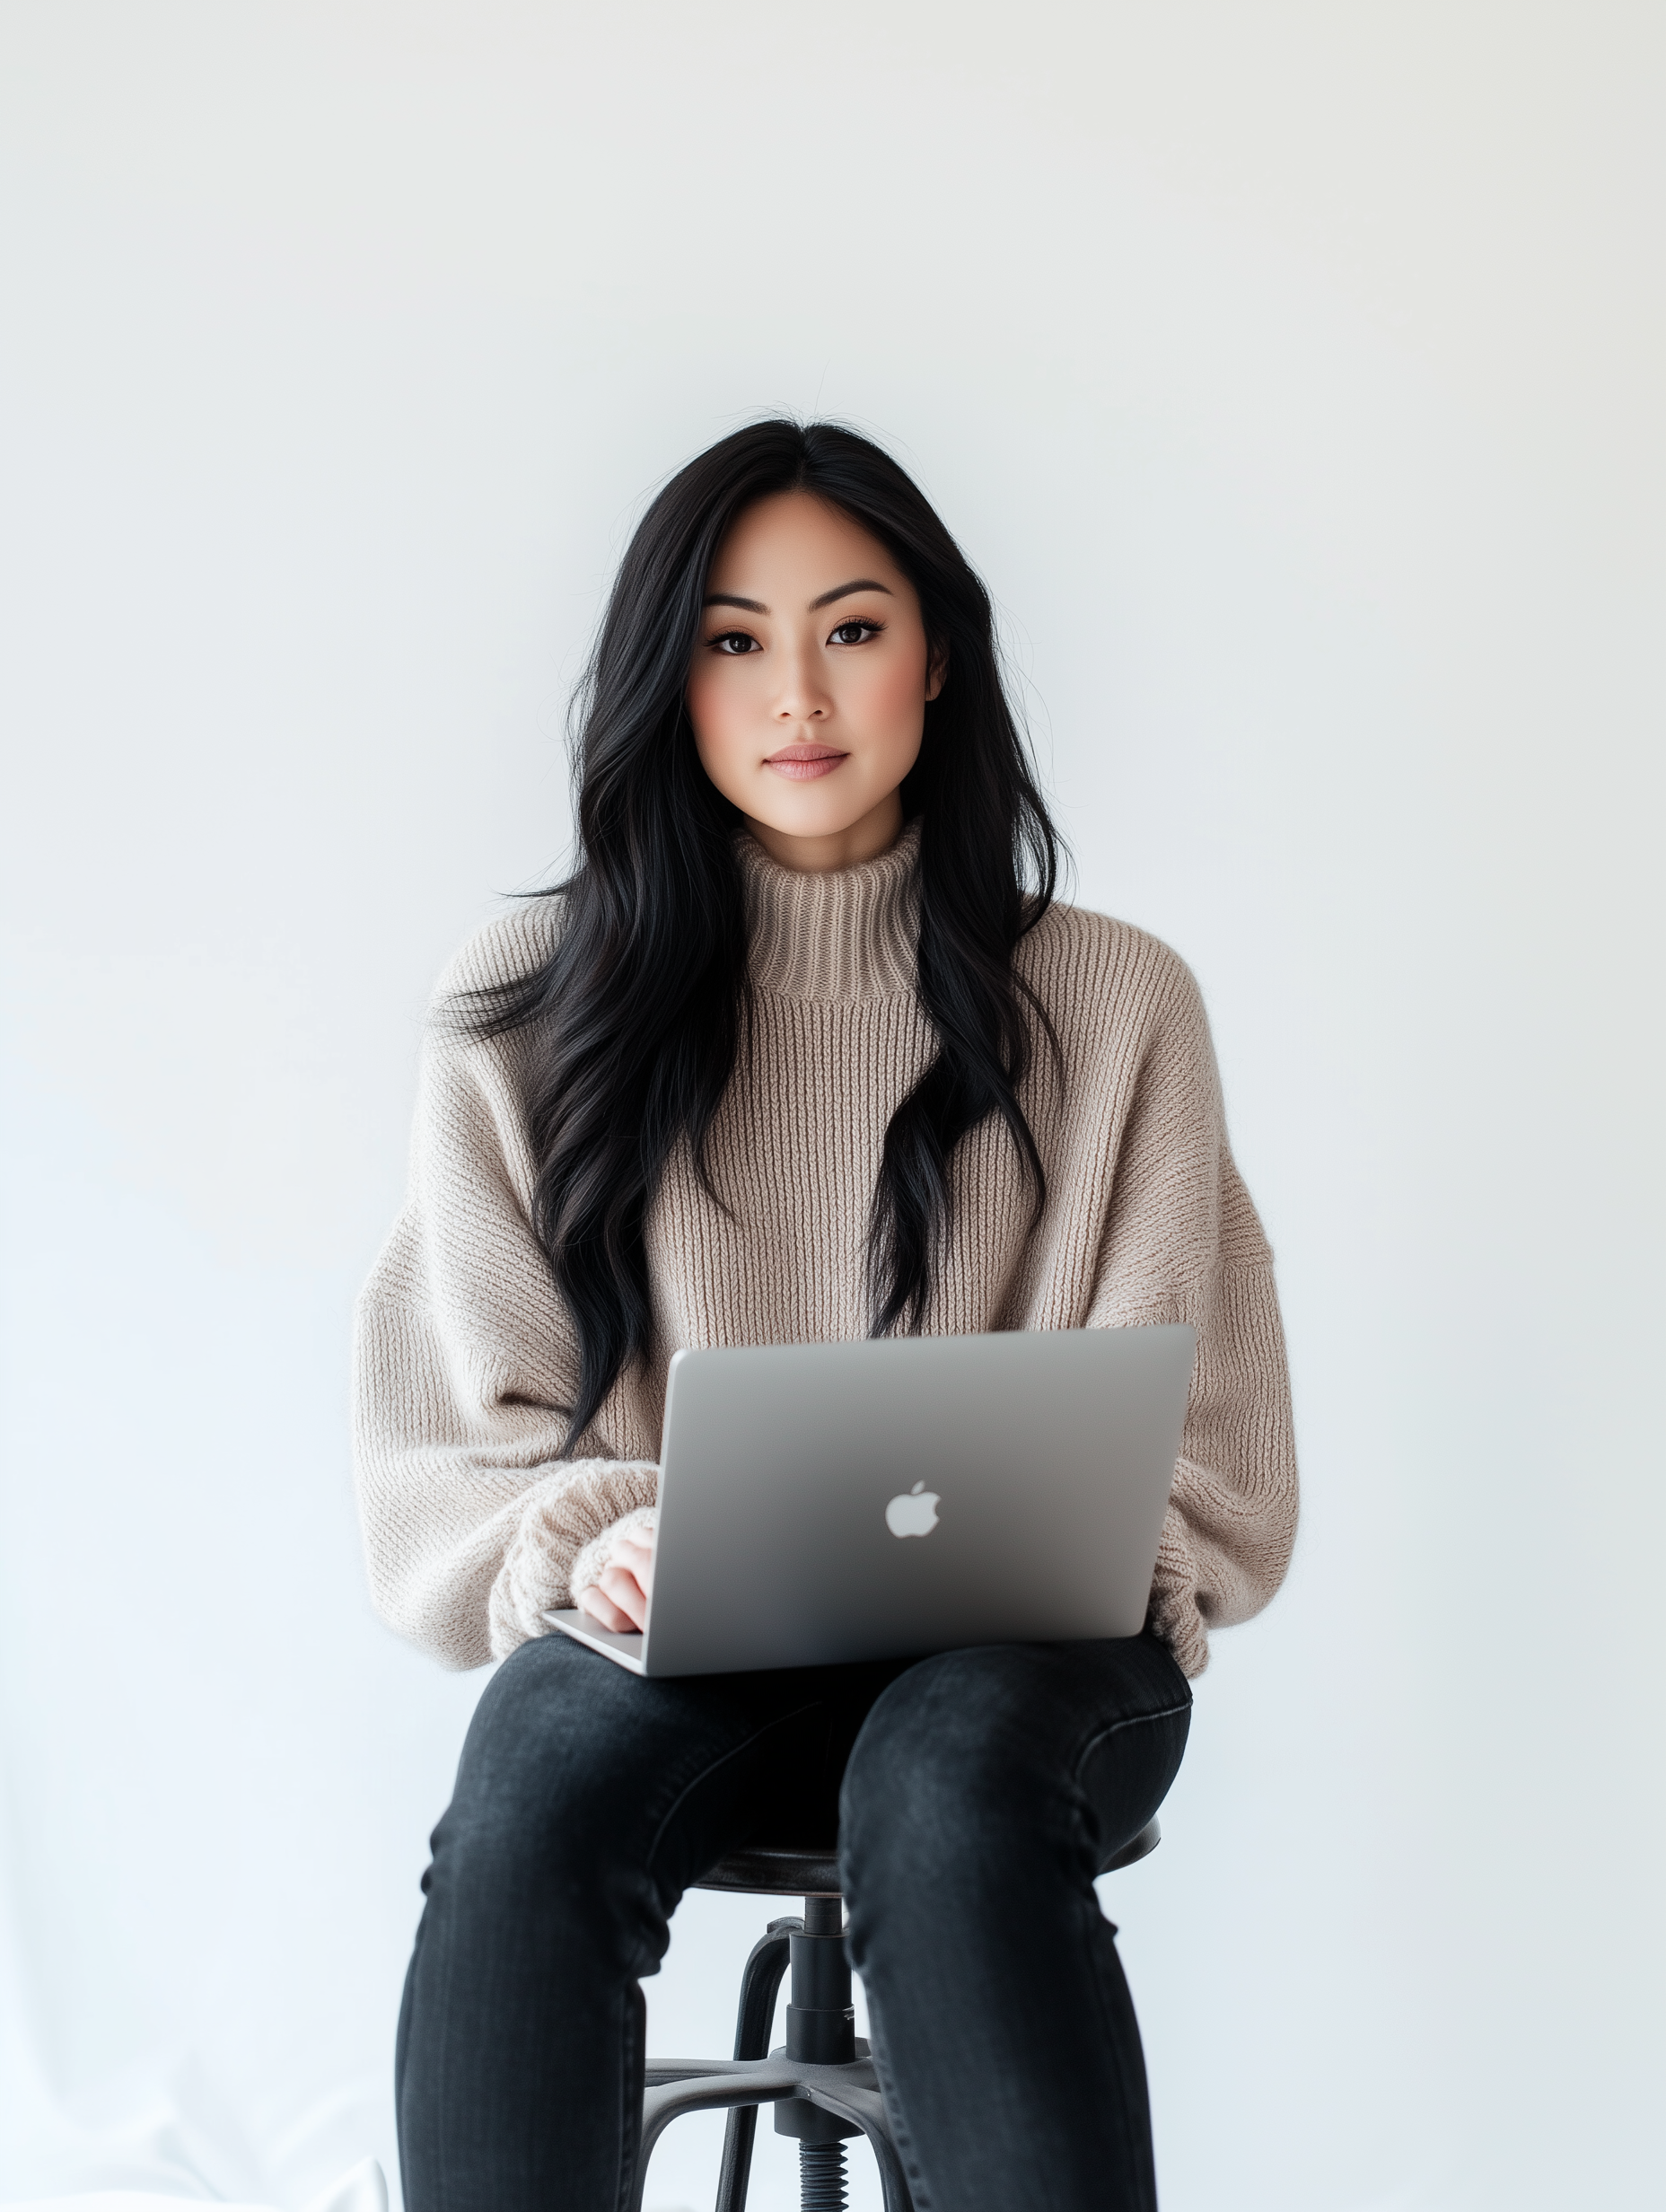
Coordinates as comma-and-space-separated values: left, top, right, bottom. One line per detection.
548, 1324, 1194, 1679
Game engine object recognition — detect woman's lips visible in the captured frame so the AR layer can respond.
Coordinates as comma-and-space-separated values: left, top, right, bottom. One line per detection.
764, 745, 848, 782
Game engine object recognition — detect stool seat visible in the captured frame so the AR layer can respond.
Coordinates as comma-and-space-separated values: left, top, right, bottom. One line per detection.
696, 1842, 842, 1896
693, 1815, 1161, 1898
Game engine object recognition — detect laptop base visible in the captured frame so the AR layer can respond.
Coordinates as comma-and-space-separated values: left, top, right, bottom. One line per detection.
545, 1608, 646, 1672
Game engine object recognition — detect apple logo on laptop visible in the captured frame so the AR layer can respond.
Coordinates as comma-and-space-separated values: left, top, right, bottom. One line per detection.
885, 1480, 942, 1539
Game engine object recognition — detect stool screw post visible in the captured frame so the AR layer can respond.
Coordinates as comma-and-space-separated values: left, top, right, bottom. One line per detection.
799, 1891, 850, 2208
799, 2139, 847, 2209
776, 1890, 861, 2195
802, 1894, 842, 1937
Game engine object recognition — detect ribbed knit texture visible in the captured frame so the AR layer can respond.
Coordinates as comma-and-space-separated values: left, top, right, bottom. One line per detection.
353, 824, 1298, 1675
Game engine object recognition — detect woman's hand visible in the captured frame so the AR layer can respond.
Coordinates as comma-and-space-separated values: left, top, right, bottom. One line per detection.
574, 1518, 656, 1633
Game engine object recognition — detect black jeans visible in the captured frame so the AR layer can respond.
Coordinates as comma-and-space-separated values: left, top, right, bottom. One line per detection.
396, 1631, 1191, 2212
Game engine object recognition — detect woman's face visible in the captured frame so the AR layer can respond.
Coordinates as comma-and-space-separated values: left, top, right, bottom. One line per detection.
687, 489, 943, 871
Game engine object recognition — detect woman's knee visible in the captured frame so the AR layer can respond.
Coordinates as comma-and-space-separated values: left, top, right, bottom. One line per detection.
434, 1634, 643, 1890
838, 1640, 1190, 1895
838, 1647, 1050, 1886
411, 1639, 678, 2004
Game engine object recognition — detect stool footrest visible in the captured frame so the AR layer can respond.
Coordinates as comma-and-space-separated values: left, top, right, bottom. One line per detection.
634, 2057, 910, 2212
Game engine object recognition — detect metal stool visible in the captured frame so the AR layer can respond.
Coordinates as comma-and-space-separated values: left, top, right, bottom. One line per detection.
636, 1817, 1163, 2212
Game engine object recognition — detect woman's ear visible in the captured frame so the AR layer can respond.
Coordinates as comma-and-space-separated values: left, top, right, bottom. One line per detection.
925, 646, 949, 703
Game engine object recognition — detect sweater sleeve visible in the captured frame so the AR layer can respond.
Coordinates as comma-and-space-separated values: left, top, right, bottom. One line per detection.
351, 930, 658, 1671
1083, 953, 1299, 1676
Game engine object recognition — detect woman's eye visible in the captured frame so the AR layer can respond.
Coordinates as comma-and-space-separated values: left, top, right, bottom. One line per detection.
710, 631, 759, 654
829, 619, 881, 646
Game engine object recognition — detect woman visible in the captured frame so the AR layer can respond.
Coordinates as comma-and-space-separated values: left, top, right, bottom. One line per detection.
355, 420, 1298, 2212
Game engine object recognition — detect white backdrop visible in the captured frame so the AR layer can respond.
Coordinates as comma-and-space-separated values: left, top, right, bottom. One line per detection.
2, 6, 1662, 2210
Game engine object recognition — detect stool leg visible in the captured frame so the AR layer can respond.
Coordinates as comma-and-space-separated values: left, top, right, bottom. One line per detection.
714, 1918, 797, 2212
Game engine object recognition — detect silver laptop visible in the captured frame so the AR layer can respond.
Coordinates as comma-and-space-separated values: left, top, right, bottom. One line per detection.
545, 1324, 1194, 1678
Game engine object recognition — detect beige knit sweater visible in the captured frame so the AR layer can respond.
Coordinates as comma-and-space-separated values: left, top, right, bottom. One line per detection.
353, 824, 1297, 1678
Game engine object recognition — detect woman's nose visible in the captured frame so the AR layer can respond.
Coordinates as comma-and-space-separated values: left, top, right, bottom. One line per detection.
775, 645, 831, 720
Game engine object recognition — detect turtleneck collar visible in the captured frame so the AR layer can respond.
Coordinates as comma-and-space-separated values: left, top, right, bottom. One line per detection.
739, 818, 921, 1002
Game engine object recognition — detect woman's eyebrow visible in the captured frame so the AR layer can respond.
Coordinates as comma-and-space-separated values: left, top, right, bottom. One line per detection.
702, 579, 892, 615
809, 577, 893, 610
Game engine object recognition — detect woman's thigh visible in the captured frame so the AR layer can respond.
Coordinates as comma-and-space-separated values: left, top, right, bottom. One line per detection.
429, 1634, 905, 1941
839, 1633, 1192, 1896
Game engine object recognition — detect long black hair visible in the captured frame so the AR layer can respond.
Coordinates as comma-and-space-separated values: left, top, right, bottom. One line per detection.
459, 420, 1062, 1445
